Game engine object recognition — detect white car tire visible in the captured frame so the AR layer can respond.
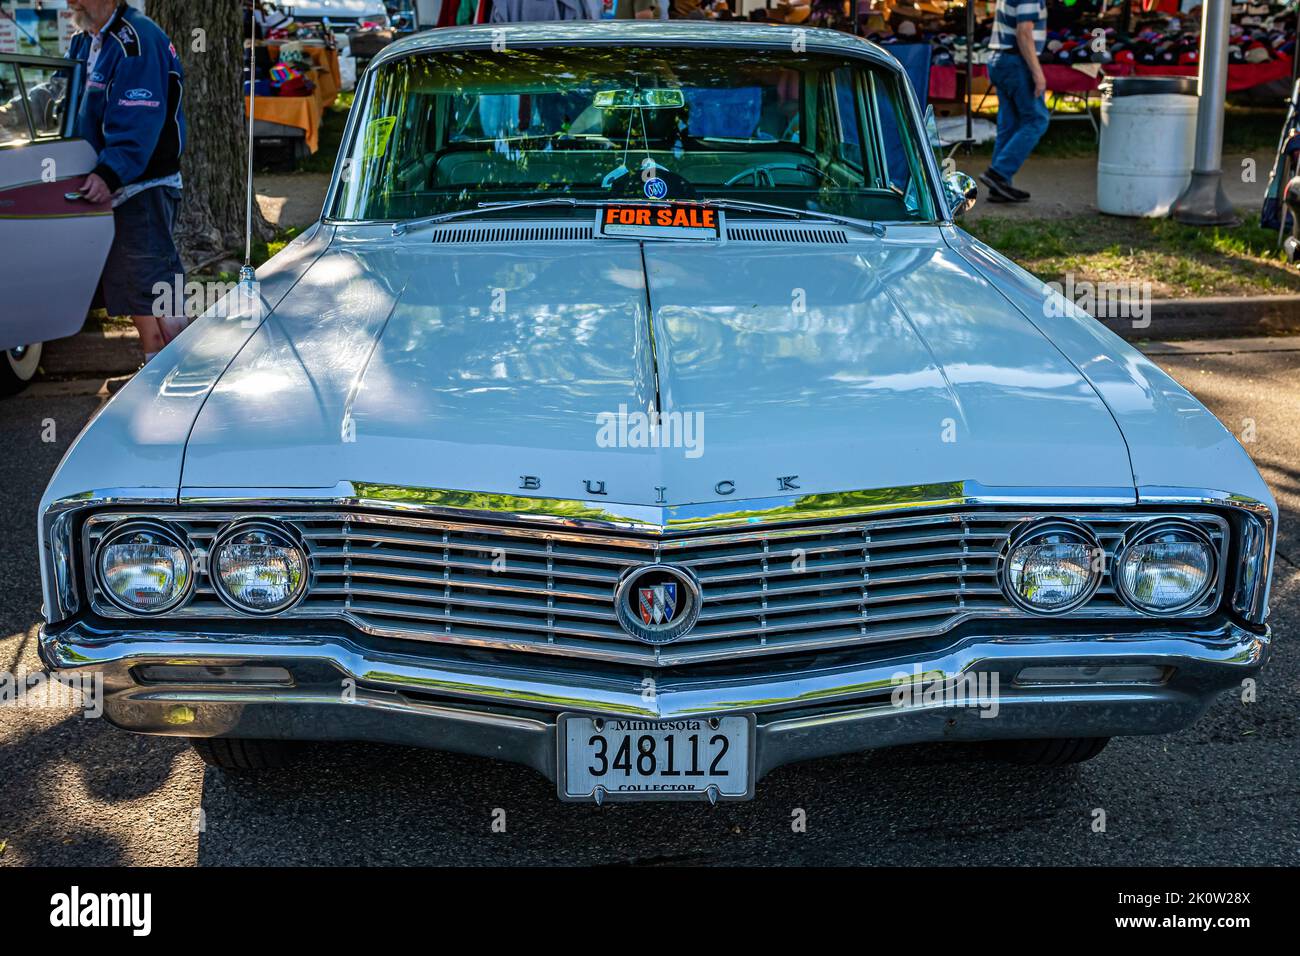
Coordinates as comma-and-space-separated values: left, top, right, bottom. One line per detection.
0, 343, 42, 396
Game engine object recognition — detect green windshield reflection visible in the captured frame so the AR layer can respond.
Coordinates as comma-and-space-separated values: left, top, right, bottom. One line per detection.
332, 46, 935, 223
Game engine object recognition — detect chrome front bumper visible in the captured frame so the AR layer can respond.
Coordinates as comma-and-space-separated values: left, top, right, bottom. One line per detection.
40, 619, 1269, 790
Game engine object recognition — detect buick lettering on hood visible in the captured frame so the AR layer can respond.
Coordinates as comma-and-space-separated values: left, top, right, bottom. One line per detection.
39, 23, 1276, 802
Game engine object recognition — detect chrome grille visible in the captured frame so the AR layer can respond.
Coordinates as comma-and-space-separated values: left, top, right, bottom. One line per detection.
83, 509, 1230, 666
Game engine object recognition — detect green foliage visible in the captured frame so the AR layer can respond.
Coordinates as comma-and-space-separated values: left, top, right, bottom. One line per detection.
964, 213, 1300, 298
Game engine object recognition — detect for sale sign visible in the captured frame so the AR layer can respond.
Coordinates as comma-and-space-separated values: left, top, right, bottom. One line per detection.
0, 18, 18, 56
57, 9, 76, 55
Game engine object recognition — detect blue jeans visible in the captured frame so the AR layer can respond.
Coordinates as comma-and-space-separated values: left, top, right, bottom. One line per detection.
988, 51, 1050, 184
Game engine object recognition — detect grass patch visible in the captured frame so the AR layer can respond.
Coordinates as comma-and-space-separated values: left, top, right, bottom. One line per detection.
965, 213, 1300, 298
82, 309, 127, 331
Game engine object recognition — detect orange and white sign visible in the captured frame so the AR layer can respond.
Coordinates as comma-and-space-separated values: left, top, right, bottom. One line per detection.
0, 19, 19, 56
597, 203, 723, 241
58, 9, 77, 55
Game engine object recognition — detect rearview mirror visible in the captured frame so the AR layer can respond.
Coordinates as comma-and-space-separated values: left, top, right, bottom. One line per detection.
594, 88, 685, 110
942, 170, 977, 218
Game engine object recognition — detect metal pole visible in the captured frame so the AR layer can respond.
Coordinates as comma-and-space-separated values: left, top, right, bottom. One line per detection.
1171, 0, 1239, 225
964, 0, 973, 144
241, 15, 258, 284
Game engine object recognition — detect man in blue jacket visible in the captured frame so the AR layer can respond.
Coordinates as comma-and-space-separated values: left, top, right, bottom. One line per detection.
67, 0, 186, 362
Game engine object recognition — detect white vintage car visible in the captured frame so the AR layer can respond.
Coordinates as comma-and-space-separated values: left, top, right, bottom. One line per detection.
39, 23, 1275, 802
0, 52, 115, 395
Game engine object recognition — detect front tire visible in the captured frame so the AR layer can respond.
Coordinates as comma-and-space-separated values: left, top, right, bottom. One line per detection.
0, 343, 42, 396
998, 737, 1110, 766
189, 737, 293, 770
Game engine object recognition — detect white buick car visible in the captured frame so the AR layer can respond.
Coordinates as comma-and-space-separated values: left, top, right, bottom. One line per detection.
37, 23, 1275, 802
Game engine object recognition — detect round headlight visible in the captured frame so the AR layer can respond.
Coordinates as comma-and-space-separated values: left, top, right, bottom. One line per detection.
1116, 523, 1215, 614
97, 523, 193, 615
212, 523, 307, 615
1002, 522, 1102, 615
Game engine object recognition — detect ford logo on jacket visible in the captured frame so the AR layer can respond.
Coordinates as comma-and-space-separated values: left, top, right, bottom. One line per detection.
66, 4, 185, 194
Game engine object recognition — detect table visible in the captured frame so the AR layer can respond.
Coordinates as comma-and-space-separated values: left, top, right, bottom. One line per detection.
244, 79, 331, 153
245, 44, 342, 154
929, 55, 1295, 102
1125, 55, 1293, 93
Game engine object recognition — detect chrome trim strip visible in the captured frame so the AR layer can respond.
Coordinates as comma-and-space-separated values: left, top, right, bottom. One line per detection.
175, 479, 1139, 535
42, 619, 1269, 723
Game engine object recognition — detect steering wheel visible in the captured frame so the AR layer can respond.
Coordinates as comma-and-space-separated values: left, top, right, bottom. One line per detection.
723, 162, 837, 188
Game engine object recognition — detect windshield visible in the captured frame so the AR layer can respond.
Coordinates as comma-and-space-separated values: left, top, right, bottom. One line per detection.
331, 45, 938, 223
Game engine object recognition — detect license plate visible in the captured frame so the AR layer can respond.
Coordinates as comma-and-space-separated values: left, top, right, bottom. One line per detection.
559, 715, 754, 802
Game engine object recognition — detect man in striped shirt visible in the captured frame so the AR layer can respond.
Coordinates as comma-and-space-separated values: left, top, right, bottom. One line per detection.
982, 0, 1048, 202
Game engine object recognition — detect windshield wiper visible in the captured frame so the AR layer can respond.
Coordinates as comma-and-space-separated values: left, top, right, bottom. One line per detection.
391, 197, 882, 237
392, 198, 586, 235
695, 198, 886, 236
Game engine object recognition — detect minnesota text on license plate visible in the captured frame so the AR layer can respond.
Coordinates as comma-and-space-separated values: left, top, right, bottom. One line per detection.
560, 715, 753, 801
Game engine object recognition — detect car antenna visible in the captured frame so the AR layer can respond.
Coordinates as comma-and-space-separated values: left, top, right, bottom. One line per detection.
239, 13, 257, 290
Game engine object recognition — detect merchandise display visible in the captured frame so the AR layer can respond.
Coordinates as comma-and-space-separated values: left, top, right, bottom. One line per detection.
859, 1, 1295, 101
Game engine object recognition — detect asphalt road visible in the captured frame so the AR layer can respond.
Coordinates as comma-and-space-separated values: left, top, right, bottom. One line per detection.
1, 341, 1297, 867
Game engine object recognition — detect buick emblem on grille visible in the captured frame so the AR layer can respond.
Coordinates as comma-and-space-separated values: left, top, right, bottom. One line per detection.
640, 583, 676, 625
616, 564, 702, 644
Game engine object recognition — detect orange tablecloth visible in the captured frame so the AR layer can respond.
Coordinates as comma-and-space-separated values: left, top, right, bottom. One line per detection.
247, 44, 341, 153
313, 62, 339, 107
245, 80, 329, 153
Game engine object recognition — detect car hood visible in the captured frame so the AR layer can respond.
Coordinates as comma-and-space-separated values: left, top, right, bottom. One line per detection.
179, 225, 1137, 506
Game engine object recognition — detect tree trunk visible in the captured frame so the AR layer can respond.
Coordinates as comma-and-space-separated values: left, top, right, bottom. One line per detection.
149, 0, 273, 269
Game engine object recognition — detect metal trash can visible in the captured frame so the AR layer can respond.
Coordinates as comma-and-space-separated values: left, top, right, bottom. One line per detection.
1097, 76, 1199, 217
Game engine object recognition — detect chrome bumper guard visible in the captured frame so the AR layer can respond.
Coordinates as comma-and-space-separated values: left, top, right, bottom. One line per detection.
40, 620, 1269, 786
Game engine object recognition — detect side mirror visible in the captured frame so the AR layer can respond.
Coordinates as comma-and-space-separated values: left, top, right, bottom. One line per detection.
942, 170, 977, 218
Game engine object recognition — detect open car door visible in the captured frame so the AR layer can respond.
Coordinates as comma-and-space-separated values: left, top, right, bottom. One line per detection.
0, 53, 114, 394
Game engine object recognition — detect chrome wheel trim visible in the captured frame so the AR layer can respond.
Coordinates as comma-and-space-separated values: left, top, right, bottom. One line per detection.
5, 342, 42, 381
